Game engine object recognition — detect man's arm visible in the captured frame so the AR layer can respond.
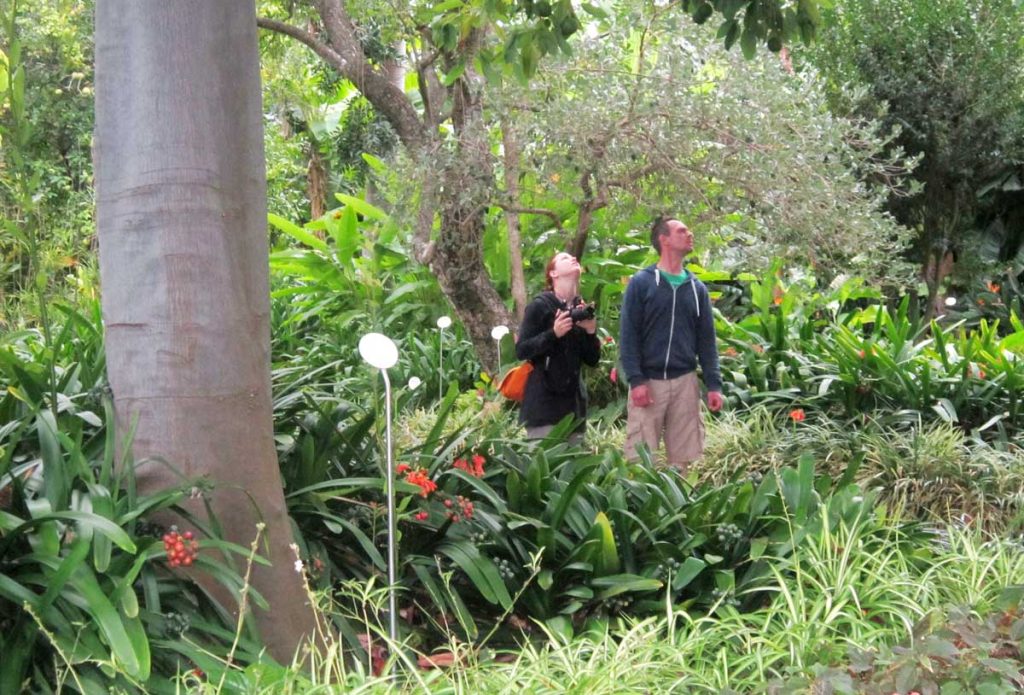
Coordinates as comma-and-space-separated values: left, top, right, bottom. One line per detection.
696, 284, 723, 411
618, 277, 646, 387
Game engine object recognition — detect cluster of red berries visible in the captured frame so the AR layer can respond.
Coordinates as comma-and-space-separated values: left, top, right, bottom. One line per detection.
442, 495, 475, 522
163, 527, 199, 567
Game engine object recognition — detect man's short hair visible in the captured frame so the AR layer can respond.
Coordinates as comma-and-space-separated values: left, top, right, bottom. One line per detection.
650, 216, 672, 253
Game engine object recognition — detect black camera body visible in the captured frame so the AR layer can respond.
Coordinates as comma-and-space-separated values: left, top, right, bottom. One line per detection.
568, 297, 596, 323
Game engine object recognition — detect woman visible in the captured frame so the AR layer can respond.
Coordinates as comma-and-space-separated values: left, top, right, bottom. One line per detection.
515, 252, 601, 442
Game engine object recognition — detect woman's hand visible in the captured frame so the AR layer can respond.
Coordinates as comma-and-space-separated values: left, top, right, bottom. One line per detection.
553, 309, 574, 338
577, 317, 597, 335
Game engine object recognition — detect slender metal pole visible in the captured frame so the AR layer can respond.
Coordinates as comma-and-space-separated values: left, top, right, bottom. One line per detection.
381, 369, 398, 646
438, 328, 444, 402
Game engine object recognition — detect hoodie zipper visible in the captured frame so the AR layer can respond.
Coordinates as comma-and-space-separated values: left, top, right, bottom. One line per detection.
664, 283, 678, 379
656, 267, 699, 379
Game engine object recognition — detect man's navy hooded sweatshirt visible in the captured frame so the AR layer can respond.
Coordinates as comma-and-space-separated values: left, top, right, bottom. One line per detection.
619, 264, 722, 391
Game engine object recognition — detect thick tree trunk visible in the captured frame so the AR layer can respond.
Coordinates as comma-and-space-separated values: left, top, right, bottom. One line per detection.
432, 79, 513, 369
95, 0, 315, 663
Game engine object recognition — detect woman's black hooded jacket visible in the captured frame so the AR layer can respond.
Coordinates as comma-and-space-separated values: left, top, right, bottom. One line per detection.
514, 292, 601, 429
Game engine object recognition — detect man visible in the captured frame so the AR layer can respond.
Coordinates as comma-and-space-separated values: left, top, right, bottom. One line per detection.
619, 216, 723, 471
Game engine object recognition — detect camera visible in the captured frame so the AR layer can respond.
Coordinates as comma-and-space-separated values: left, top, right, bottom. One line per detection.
568, 297, 596, 323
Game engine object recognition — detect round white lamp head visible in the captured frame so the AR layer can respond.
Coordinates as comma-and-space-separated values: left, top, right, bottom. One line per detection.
407, 376, 422, 390
944, 296, 957, 307
358, 333, 398, 369
491, 325, 509, 341
436, 316, 452, 329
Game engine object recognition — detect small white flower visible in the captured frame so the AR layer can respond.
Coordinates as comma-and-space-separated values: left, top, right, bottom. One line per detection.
491, 325, 509, 341
852, 496, 863, 504
436, 316, 452, 329
294, 559, 305, 574
408, 376, 422, 390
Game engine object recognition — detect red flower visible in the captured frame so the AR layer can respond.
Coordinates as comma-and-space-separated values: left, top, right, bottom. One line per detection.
454, 455, 485, 477
396, 463, 410, 474
858, 349, 865, 359
414, 511, 429, 521
404, 468, 437, 497
604, 335, 614, 344
609, 367, 618, 384
989, 282, 1001, 293
789, 408, 806, 423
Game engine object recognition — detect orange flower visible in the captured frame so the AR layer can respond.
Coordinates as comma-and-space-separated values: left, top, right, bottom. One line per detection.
988, 282, 1001, 293
752, 344, 765, 354
858, 349, 865, 358
723, 347, 738, 358
404, 468, 437, 497
789, 409, 805, 423
454, 455, 485, 478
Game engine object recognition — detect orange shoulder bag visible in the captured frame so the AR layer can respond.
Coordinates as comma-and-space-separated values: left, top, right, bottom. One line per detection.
497, 362, 533, 402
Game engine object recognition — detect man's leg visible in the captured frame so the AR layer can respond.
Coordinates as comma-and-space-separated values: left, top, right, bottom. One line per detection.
663, 373, 704, 473
624, 380, 669, 462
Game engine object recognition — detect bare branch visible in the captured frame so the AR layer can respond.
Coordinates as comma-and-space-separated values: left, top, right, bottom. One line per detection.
494, 203, 565, 232
256, 17, 348, 72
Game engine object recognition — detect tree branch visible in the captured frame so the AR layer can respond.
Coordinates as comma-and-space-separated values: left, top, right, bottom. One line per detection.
256, 17, 348, 72
494, 203, 564, 232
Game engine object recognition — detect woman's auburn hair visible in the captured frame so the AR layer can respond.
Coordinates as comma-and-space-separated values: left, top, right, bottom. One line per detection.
544, 254, 560, 291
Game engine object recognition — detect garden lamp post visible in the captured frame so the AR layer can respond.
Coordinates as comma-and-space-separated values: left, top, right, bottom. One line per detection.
436, 316, 451, 401
491, 325, 510, 372
357, 332, 400, 646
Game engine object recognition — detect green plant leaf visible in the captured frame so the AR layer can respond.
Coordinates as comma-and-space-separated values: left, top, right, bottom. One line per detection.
438, 541, 513, 609
268, 213, 328, 252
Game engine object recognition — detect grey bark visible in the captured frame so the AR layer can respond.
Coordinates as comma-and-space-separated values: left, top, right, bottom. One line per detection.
501, 124, 528, 321
95, 0, 315, 663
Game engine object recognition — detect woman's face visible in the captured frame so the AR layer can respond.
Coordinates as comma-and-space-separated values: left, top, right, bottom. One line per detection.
549, 252, 581, 282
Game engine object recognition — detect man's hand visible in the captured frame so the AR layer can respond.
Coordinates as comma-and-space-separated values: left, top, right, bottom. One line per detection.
577, 317, 597, 334
707, 390, 723, 413
553, 309, 573, 338
630, 383, 653, 408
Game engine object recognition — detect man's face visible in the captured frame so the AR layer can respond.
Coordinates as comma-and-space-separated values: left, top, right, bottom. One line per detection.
662, 219, 693, 255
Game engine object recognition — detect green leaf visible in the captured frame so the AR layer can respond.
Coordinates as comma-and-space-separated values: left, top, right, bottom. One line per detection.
545, 615, 574, 642
588, 511, 620, 576
38, 411, 68, 510
441, 62, 466, 86
580, 3, 609, 19
71, 564, 145, 678
740, 27, 757, 59
334, 194, 389, 222
268, 213, 328, 252
591, 573, 662, 599
672, 556, 707, 591
438, 541, 513, 609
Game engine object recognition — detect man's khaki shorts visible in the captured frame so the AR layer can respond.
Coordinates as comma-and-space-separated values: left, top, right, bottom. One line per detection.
624, 372, 704, 470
